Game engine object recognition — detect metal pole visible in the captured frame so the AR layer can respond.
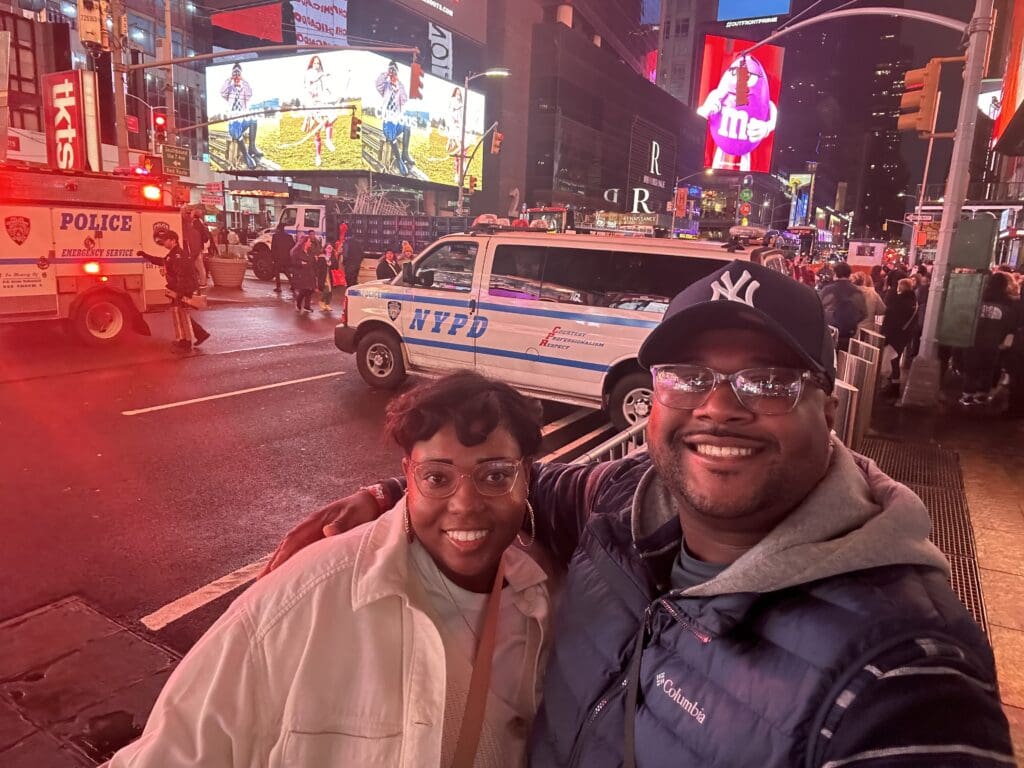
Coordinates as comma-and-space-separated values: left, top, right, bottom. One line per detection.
901, 0, 995, 407
806, 161, 818, 228
127, 44, 419, 71
163, 0, 174, 143
456, 73, 470, 216
126, 93, 155, 153
908, 90, 942, 267
109, 0, 131, 167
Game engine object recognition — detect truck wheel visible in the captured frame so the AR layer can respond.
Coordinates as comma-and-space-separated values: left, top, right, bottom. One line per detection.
251, 246, 275, 281
608, 372, 653, 431
356, 330, 406, 389
72, 293, 131, 345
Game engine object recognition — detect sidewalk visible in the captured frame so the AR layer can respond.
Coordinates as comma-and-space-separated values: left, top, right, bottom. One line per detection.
204, 271, 289, 307
871, 398, 1024, 763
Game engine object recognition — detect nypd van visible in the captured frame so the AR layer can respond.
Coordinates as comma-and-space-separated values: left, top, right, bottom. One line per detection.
335, 230, 746, 428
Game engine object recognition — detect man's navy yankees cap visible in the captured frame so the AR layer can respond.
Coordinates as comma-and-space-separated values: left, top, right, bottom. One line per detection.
638, 259, 836, 389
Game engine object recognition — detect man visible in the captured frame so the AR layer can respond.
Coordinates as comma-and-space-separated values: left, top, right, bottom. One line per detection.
266, 260, 1012, 766
139, 230, 210, 352
819, 261, 867, 350
342, 236, 364, 289
270, 220, 295, 294
376, 248, 401, 280
184, 208, 212, 292
219, 63, 261, 169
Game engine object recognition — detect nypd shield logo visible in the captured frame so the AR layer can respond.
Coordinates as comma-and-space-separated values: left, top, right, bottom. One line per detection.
4, 216, 30, 246
387, 301, 402, 321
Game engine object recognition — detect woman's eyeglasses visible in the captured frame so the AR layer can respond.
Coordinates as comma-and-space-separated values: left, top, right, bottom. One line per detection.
409, 459, 522, 499
651, 365, 827, 416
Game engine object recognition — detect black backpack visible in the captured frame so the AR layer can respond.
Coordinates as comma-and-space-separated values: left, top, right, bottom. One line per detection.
167, 246, 200, 296
826, 283, 863, 337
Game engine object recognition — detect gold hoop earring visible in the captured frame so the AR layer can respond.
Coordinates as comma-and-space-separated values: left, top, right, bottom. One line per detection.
404, 504, 414, 543
517, 499, 535, 548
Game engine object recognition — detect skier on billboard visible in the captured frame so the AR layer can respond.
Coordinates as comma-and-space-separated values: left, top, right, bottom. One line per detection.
697, 53, 777, 172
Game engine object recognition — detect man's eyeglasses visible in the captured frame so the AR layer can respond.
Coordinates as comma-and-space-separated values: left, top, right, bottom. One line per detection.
409, 459, 522, 499
651, 365, 827, 416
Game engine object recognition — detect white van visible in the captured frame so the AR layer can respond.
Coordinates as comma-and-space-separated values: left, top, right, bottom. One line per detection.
335, 230, 746, 428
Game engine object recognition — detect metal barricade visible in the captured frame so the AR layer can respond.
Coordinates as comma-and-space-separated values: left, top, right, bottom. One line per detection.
840, 353, 876, 450
570, 418, 648, 465
857, 327, 886, 350
832, 379, 859, 447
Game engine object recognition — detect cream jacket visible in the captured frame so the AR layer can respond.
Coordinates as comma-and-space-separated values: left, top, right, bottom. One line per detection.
107, 502, 553, 767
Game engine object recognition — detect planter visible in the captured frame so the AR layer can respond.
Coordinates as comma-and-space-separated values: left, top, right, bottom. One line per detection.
208, 256, 247, 289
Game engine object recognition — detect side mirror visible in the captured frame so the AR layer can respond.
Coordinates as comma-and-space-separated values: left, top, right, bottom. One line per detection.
401, 261, 414, 285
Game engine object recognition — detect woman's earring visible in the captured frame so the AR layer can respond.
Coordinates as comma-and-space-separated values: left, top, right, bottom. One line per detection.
517, 500, 536, 548
404, 505, 414, 543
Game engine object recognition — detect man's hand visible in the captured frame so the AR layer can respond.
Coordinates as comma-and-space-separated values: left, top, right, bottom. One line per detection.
260, 490, 380, 577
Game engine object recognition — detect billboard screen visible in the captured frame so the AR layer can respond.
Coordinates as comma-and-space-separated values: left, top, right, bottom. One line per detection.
391, 0, 487, 44
717, 0, 791, 22
696, 35, 784, 174
205, 50, 486, 187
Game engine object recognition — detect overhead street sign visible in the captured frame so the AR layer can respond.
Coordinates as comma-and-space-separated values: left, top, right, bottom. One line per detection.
905, 213, 934, 223
161, 144, 190, 177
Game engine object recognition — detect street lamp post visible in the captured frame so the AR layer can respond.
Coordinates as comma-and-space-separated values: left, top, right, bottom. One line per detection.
456, 67, 510, 217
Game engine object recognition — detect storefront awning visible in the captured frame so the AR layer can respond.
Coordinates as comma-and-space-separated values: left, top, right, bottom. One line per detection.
225, 180, 290, 197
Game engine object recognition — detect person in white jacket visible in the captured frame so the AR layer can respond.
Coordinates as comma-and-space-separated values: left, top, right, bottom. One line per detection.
106, 371, 554, 768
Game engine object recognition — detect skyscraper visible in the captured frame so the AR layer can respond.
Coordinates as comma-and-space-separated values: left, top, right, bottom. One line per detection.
655, 0, 717, 105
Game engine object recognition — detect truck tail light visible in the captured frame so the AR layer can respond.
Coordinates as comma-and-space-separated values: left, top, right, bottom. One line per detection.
340, 293, 348, 325
83, 261, 101, 275
142, 185, 161, 201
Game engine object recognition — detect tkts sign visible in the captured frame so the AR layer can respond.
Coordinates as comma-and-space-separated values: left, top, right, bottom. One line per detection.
42, 71, 101, 172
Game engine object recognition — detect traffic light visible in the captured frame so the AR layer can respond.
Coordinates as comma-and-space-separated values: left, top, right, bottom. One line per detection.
490, 130, 504, 155
468, 176, 478, 192
153, 111, 168, 144
410, 61, 424, 100
349, 110, 362, 140
898, 59, 940, 134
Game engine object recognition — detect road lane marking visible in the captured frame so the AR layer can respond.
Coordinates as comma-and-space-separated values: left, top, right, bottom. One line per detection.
541, 407, 594, 436
140, 555, 271, 631
122, 371, 345, 415
541, 425, 614, 463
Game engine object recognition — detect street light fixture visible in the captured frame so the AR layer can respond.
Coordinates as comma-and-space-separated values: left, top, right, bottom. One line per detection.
457, 67, 511, 216
125, 93, 157, 153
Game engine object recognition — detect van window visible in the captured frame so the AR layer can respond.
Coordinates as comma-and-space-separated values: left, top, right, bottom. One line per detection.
303, 209, 321, 229
489, 245, 543, 300
280, 208, 297, 228
540, 247, 722, 312
411, 242, 478, 293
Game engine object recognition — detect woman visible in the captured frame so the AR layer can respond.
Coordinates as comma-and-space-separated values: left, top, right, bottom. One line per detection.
850, 271, 885, 330
302, 55, 339, 168
315, 242, 334, 311
377, 248, 401, 280
290, 233, 318, 313
446, 87, 465, 183
106, 372, 552, 767
880, 277, 918, 394
959, 271, 1018, 406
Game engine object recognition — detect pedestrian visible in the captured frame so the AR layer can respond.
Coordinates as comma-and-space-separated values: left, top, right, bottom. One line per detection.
880, 277, 918, 394
184, 208, 212, 292
138, 230, 210, 352
907, 263, 931, 359
959, 271, 1018, 406
400, 239, 415, 262
849, 271, 885, 330
106, 372, 555, 768
343, 237, 364, 289
869, 264, 886, 295
818, 262, 867, 351
290, 233, 317, 313
270, 220, 294, 295
376, 248, 401, 280
266, 260, 1013, 767
315, 242, 334, 311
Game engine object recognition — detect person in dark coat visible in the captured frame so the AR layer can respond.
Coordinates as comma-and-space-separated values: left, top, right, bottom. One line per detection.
880, 277, 918, 392
376, 248, 401, 280
290, 233, 317, 313
342, 237, 364, 289
959, 271, 1017, 406
270, 221, 295, 294
139, 230, 210, 351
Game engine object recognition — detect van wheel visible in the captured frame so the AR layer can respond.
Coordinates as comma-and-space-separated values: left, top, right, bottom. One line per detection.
608, 372, 653, 431
72, 293, 131, 345
251, 246, 275, 281
356, 331, 406, 389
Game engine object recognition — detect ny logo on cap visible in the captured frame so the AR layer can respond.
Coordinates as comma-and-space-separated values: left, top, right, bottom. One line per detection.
710, 269, 759, 307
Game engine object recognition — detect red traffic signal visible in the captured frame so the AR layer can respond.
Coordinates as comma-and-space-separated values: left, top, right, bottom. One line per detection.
153, 111, 168, 143
410, 62, 424, 100
349, 110, 362, 140
898, 59, 940, 134
490, 130, 504, 155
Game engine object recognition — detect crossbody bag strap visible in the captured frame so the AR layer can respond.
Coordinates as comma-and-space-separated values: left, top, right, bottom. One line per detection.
450, 560, 506, 768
